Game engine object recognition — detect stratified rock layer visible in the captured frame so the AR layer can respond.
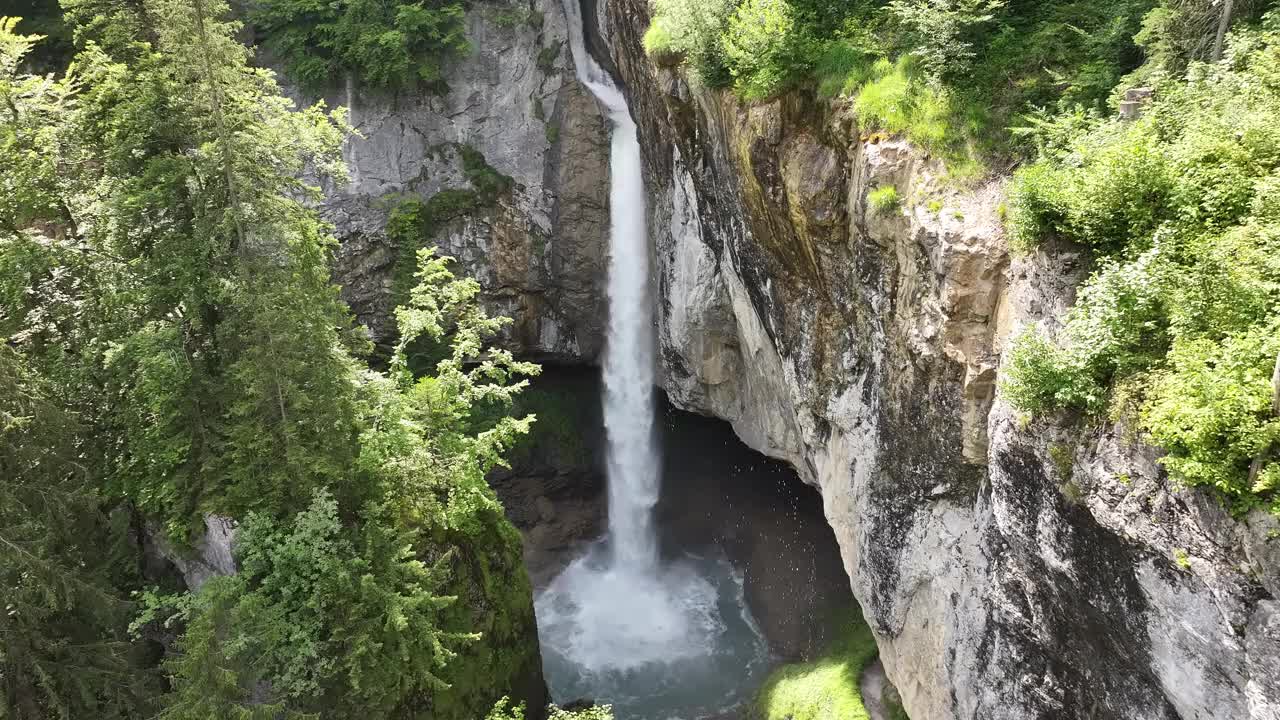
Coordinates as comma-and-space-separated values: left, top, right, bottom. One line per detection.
596, 1, 1280, 718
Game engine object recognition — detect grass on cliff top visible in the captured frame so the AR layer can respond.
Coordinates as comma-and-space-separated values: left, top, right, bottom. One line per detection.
816, 48, 988, 181
755, 606, 881, 720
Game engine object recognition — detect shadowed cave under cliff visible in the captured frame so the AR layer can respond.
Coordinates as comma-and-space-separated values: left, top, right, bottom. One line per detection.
487, 367, 863, 719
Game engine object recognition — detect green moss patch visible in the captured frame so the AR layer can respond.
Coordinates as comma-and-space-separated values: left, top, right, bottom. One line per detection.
386, 145, 514, 305
755, 606, 881, 720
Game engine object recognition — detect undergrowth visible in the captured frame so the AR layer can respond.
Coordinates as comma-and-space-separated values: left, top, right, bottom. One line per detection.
1001, 16, 1280, 515
642, 0, 1169, 174
867, 184, 901, 214
252, 0, 468, 90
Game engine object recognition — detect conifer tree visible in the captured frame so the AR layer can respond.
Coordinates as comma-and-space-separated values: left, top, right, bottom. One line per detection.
3, 1, 541, 715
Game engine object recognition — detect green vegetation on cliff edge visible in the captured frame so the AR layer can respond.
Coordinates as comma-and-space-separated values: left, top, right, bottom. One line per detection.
644, 0, 1271, 173
252, 0, 468, 89
1003, 11, 1280, 515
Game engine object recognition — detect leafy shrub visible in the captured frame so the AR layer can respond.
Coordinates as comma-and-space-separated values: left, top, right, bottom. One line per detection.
849, 56, 982, 173
1001, 246, 1172, 414
1009, 105, 1103, 163
886, 0, 1007, 84
1128, 0, 1271, 82
146, 492, 471, 718
486, 698, 615, 720
1000, 328, 1102, 415
868, 185, 901, 213
644, 0, 1159, 166
814, 39, 878, 98
1142, 329, 1280, 512
642, 0, 736, 84
252, 0, 469, 89
642, 21, 680, 64
722, 0, 812, 98
10, 0, 73, 69
549, 705, 616, 720
1008, 122, 1175, 253
1003, 25, 1280, 512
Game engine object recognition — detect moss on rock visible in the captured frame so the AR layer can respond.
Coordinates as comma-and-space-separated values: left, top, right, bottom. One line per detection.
755, 606, 881, 720
429, 508, 547, 720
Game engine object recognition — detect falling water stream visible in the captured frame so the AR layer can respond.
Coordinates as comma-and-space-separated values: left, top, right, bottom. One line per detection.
533, 4, 771, 719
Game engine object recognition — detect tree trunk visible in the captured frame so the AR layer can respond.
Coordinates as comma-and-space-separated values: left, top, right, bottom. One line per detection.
1211, 0, 1236, 62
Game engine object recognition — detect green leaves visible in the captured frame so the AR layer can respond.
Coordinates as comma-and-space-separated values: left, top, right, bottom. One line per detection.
0, 345, 157, 719
1000, 328, 1103, 415
252, 0, 469, 90
1002, 25, 1280, 512
723, 0, 804, 98
149, 491, 475, 717
886, 0, 1007, 84
642, 0, 736, 84
148, 244, 540, 715
4, 2, 543, 717
1143, 328, 1280, 512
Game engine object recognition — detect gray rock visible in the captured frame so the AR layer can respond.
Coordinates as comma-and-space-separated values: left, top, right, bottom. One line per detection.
285, 0, 610, 360
148, 514, 238, 592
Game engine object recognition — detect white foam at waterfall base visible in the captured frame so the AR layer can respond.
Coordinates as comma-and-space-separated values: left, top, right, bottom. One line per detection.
537, 547, 771, 719
537, 546, 727, 672
533, 3, 770, 717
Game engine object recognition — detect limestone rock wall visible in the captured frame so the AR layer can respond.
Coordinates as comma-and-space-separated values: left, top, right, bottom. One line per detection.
299, 1, 610, 360
600, 1, 1280, 718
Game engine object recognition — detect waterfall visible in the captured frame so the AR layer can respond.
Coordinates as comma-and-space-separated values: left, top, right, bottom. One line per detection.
560, 0, 660, 574
534, 7, 769, 713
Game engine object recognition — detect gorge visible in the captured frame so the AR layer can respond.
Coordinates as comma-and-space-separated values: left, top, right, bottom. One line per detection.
530, 3, 774, 714
317, 0, 1280, 717
5, 0, 1280, 718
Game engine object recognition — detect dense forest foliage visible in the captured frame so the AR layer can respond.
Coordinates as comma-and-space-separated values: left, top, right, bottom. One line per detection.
251, 0, 469, 89
1, 1, 563, 717
644, 0, 1271, 172
1003, 12, 1280, 514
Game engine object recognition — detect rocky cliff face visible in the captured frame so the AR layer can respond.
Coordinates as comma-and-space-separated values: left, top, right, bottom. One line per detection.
592, 2, 1280, 718
306, 2, 611, 359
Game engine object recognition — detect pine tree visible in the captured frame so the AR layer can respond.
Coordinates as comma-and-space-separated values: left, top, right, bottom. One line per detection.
1, 21, 155, 719
0, 345, 155, 719
3, 2, 542, 715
